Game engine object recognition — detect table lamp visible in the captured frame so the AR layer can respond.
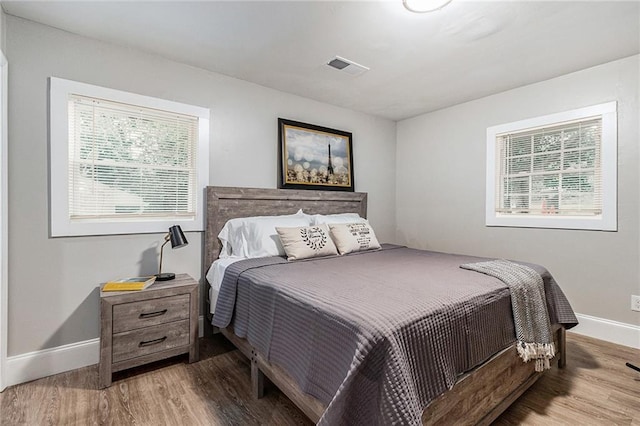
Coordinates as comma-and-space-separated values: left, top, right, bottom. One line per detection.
156, 225, 188, 281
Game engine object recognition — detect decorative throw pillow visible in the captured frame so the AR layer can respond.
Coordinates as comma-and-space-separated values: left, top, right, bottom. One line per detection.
329, 222, 381, 255
276, 224, 338, 261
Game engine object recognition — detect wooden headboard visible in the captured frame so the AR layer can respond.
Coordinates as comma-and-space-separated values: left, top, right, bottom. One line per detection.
204, 186, 368, 270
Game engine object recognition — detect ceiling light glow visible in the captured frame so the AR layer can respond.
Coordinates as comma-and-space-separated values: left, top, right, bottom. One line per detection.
403, 0, 453, 13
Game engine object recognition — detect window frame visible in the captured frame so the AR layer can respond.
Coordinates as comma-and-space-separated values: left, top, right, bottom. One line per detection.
49, 77, 210, 237
486, 101, 617, 231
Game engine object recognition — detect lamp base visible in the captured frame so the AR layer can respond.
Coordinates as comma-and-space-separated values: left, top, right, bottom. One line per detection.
155, 272, 176, 281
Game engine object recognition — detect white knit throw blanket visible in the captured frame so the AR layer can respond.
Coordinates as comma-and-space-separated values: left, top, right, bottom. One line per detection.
461, 259, 555, 372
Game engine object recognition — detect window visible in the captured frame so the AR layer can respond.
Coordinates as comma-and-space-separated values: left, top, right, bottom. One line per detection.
486, 102, 617, 231
50, 78, 209, 236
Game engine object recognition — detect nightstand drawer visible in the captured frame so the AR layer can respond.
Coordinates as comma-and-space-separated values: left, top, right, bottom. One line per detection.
112, 319, 190, 363
112, 294, 190, 333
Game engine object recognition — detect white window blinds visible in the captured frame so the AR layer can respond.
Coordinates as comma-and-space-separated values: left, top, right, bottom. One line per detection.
496, 117, 602, 216
486, 101, 616, 231
68, 95, 198, 221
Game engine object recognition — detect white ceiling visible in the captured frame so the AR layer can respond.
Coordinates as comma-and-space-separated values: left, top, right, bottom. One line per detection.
3, 1, 639, 121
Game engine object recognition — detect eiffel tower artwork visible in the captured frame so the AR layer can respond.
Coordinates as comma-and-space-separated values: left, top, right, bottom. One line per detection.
278, 118, 353, 191
326, 144, 334, 182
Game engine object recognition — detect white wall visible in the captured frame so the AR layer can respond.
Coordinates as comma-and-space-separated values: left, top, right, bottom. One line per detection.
397, 56, 640, 335
6, 15, 396, 358
0, 6, 7, 391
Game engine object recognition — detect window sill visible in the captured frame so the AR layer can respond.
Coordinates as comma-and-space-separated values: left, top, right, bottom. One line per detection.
485, 214, 616, 231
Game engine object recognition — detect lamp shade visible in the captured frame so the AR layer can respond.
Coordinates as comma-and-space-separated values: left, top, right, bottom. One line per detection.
168, 225, 188, 249
156, 225, 188, 281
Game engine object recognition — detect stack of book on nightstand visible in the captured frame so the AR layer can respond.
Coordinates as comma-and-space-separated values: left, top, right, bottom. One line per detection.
102, 276, 156, 292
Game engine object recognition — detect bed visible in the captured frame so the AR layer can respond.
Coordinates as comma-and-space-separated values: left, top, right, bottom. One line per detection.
204, 186, 577, 425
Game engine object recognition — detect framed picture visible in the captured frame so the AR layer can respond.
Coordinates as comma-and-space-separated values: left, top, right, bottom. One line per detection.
278, 118, 354, 191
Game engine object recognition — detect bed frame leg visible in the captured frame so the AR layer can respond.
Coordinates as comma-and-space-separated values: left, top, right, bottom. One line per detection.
557, 326, 566, 369
251, 356, 265, 399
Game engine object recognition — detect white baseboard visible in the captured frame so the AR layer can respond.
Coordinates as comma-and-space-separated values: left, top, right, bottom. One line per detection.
5, 338, 100, 388
5, 315, 207, 388
571, 313, 640, 349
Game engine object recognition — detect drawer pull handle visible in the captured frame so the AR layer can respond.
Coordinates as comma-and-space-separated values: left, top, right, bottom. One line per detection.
139, 309, 167, 319
139, 336, 167, 347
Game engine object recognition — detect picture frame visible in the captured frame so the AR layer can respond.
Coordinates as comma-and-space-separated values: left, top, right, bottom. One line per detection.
278, 118, 354, 191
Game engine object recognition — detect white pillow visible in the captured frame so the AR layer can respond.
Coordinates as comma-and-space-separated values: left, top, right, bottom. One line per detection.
217, 219, 241, 258
329, 222, 381, 255
311, 213, 365, 225
276, 224, 339, 261
217, 210, 311, 258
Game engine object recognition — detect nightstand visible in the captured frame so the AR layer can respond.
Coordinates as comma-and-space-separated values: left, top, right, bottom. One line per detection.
99, 273, 199, 388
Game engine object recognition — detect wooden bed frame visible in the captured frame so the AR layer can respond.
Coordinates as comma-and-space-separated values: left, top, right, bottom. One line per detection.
204, 186, 566, 425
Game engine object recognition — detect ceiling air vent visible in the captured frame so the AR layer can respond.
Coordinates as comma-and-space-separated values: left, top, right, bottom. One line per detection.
326, 56, 369, 76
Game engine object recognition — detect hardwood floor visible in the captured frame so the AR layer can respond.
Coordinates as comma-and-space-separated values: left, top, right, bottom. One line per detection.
1, 332, 638, 425
495, 332, 640, 425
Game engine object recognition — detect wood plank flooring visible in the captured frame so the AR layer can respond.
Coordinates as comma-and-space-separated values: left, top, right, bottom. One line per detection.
495, 332, 640, 425
1, 332, 638, 425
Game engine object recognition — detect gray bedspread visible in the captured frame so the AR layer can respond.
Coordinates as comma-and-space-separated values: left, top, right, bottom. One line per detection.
212, 245, 577, 425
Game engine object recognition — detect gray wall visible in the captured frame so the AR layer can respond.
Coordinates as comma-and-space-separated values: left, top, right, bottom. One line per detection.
6, 16, 397, 356
396, 55, 640, 327
0, 9, 5, 52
